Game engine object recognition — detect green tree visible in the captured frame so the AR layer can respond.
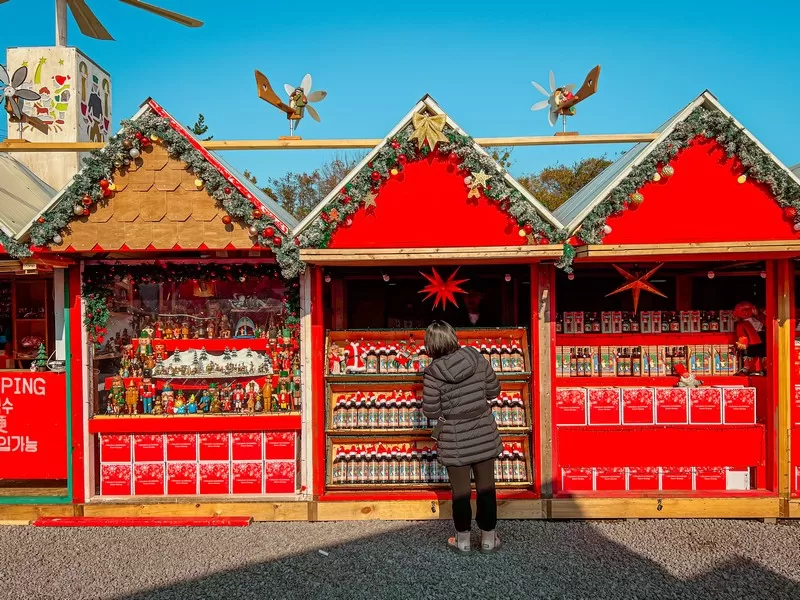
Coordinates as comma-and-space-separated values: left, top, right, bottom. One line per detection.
517, 157, 612, 211
189, 114, 213, 141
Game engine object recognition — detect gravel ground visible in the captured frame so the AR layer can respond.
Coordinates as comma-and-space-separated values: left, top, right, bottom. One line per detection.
1, 519, 799, 599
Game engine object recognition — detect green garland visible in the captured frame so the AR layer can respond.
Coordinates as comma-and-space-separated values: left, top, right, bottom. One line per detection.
25, 112, 302, 279
82, 262, 300, 345
296, 121, 568, 250
0, 230, 32, 258
578, 106, 800, 244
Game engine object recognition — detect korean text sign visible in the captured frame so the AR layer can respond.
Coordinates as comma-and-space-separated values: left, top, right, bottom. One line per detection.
0, 373, 67, 479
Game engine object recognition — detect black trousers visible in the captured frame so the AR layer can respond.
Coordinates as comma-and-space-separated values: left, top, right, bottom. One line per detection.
446, 458, 497, 533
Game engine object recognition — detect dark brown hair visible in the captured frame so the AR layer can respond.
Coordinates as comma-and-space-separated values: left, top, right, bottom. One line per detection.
425, 320, 460, 360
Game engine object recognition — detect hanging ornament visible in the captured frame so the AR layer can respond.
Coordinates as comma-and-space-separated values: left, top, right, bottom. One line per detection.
113, 159, 122, 168
371, 171, 381, 182
407, 112, 449, 151
784, 207, 797, 221
37, 217, 46, 224
272, 236, 283, 247
224, 187, 231, 195
82, 194, 93, 206
99, 179, 109, 189
652, 172, 661, 182
222, 215, 232, 225
123, 158, 131, 166
122, 139, 133, 150
363, 192, 378, 210
628, 192, 644, 211
793, 222, 800, 232
707, 271, 715, 279
329, 208, 341, 222
567, 273, 575, 281
140, 137, 151, 148
397, 154, 408, 165
150, 134, 159, 142
129, 148, 140, 159
248, 225, 258, 236
464, 176, 474, 186
523, 223, 534, 235
344, 216, 354, 227
390, 168, 399, 177
418, 268, 469, 310
737, 174, 747, 184
74, 204, 85, 216
606, 263, 667, 314
661, 165, 674, 177
390, 139, 400, 150
102, 187, 112, 198
602, 224, 613, 235
263, 226, 275, 238
252, 209, 263, 220
52, 234, 63, 245
108, 183, 116, 191
134, 132, 143, 140
194, 178, 204, 188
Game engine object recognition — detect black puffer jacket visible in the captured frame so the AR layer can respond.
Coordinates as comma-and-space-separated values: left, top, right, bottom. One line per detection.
422, 346, 503, 467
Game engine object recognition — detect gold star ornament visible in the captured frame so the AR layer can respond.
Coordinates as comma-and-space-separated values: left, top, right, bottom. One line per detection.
471, 170, 491, 187
605, 263, 667, 314
407, 112, 449, 151
363, 192, 378, 209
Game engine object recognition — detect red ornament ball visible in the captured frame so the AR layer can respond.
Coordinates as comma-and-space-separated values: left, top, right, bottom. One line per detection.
263, 226, 275, 238
99, 179, 109, 189
784, 207, 797, 220
341, 195, 351, 205
140, 137, 151, 148
272, 236, 282, 247
371, 171, 381, 181
252, 209, 263, 219
37, 217, 46, 224
224, 187, 231, 194
82, 194, 93, 206
102, 188, 112, 198
294, 237, 301, 246
344, 216, 353, 227
523, 223, 533, 235
134, 132, 143, 139
449, 153, 460, 165
96, 336, 105, 344
397, 154, 408, 165
222, 215, 233, 225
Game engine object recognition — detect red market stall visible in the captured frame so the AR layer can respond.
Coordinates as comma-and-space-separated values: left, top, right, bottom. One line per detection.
293, 95, 567, 517
14, 98, 308, 507
548, 91, 800, 517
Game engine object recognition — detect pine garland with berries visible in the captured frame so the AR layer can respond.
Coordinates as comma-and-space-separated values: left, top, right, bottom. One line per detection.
295, 119, 567, 250
25, 111, 302, 279
81, 262, 300, 346
577, 106, 800, 244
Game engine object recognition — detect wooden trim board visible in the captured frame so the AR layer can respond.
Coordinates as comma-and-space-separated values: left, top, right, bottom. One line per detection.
82, 501, 310, 521
300, 246, 562, 266
0, 134, 658, 153
576, 241, 800, 259
549, 497, 781, 520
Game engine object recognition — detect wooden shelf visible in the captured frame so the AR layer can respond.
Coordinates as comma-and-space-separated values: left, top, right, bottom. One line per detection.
326, 372, 531, 383
16, 318, 46, 322
326, 481, 532, 490
558, 333, 735, 346
88, 413, 301, 434
555, 375, 751, 387
326, 427, 531, 435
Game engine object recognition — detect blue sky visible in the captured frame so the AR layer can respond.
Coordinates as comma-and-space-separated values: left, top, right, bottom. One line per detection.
3, 0, 799, 183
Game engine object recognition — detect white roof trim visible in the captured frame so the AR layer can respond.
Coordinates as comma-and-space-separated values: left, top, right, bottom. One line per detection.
561, 90, 800, 234
14, 101, 153, 242
292, 95, 562, 238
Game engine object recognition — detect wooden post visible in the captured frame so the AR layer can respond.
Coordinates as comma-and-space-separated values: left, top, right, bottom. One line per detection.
56, 0, 68, 46
776, 259, 793, 515
311, 267, 326, 498
536, 264, 555, 504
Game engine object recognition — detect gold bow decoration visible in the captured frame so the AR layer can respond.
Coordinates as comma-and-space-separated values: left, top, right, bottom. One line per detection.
407, 113, 449, 151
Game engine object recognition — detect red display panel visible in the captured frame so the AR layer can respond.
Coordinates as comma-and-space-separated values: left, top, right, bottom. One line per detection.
557, 426, 765, 468
660, 467, 694, 491
265, 461, 296, 494
133, 463, 165, 495
594, 467, 626, 491
587, 388, 621, 425
166, 434, 197, 462
100, 463, 132, 496
198, 433, 230, 461
133, 434, 164, 463
561, 468, 594, 492
199, 462, 230, 494
166, 462, 198, 495
232, 433, 263, 461
232, 462, 264, 494
0, 372, 68, 480
100, 434, 132, 463
555, 388, 587, 425
627, 467, 659, 491
621, 388, 655, 425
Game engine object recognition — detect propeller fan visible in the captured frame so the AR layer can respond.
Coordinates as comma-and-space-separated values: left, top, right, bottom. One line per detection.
1, 65, 48, 137
531, 65, 601, 132
0, 0, 203, 45
255, 71, 327, 137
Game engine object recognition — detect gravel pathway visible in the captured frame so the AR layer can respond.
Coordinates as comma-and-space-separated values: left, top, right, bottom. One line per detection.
1, 519, 799, 599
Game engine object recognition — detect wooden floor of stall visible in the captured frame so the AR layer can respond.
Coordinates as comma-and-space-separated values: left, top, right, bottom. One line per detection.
0, 497, 792, 523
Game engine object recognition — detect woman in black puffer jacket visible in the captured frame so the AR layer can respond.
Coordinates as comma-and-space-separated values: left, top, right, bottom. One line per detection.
422, 321, 503, 554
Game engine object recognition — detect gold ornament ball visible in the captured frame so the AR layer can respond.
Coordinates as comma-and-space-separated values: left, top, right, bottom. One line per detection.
108, 183, 116, 191
150, 134, 159, 142
652, 172, 661, 182
630, 192, 644, 204
518, 228, 526, 237
661, 165, 675, 177
390, 168, 399, 176
737, 174, 747, 184
194, 178, 204, 188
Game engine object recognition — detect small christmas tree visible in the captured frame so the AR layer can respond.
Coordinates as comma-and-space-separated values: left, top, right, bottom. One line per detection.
246, 348, 253, 358
173, 349, 182, 364
223, 347, 232, 361
199, 347, 208, 362
34, 343, 48, 372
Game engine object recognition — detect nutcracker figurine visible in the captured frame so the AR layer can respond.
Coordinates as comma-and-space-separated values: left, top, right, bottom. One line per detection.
124, 381, 139, 415
733, 301, 766, 375
220, 383, 233, 412
262, 377, 273, 412
138, 329, 152, 358
110, 370, 125, 415
278, 371, 291, 411
246, 382, 258, 414
232, 383, 245, 413
198, 388, 211, 413
139, 371, 157, 414
153, 394, 164, 415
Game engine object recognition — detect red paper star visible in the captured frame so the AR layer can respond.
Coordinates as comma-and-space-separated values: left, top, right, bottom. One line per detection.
605, 263, 667, 313
418, 268, 469, 310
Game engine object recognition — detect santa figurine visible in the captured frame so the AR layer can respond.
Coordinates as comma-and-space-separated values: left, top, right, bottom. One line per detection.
674, 363, 702, 388
343, 340, 367, 374
733, 301, 766, 375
